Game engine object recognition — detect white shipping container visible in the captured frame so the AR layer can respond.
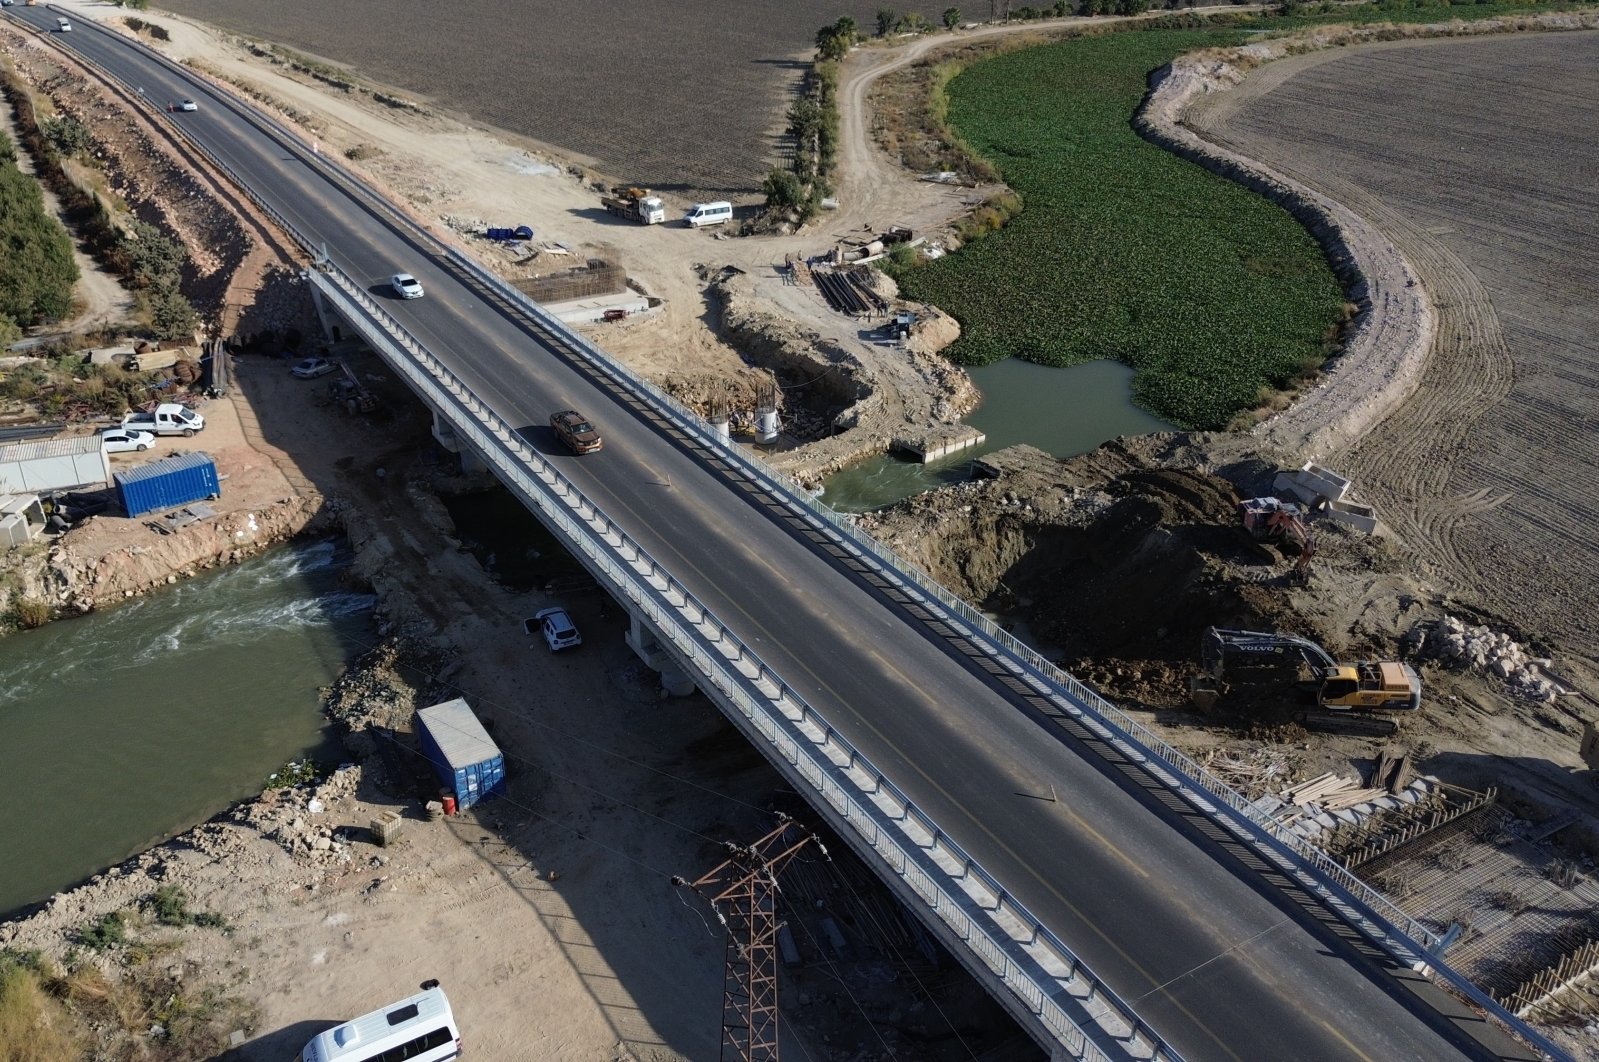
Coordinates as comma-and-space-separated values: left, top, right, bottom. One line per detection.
0, 436, 111, 494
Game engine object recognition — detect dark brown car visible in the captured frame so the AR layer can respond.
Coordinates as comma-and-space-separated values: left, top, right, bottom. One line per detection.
550, 409, 603, 454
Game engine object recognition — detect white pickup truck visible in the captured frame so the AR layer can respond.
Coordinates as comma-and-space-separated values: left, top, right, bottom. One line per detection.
122, 403, 205, 437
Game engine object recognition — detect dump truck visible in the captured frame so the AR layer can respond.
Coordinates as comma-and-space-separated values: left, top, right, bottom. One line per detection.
601, 186, 665, 225
1191, 627, 1420, 735
122, 403, 205, 437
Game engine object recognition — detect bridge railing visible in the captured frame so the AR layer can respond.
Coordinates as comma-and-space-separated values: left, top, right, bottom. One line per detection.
56, 17, 1570, 1059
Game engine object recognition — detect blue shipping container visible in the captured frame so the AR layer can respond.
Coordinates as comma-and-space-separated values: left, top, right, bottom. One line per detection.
415, 698, 506, 810
115, 452, 220, 517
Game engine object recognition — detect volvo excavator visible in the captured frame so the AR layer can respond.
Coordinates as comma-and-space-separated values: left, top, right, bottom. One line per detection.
1191, 627, 1421, 736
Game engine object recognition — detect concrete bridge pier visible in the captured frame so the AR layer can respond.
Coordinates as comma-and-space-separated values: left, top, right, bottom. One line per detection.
428, 407, 486, 474
306, 276, 341, 344
626, 613, 697, 697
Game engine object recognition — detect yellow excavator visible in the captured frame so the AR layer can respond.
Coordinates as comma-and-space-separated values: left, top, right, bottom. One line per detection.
1191, 627, 1421, 735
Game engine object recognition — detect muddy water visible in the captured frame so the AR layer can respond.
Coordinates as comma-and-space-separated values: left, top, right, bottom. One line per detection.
822, 359, 1173, 512
0, 541, 374, 918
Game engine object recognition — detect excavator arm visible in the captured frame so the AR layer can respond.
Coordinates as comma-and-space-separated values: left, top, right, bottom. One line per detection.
1201, 627, 1340, 678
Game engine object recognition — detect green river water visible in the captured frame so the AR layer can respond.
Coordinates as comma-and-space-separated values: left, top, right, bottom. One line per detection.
822, 358, 1173, 512
0, 540, 374, 918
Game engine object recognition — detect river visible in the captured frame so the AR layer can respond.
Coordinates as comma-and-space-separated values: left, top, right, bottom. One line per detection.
0, 540, 374, 918
822, 358, 1174, 512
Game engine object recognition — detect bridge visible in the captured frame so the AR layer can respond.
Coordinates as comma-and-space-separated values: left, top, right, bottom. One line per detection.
6, 8, 1563, 1060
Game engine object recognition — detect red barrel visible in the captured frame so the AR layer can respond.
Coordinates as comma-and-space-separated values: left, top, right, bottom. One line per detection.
441, 793, 457, 816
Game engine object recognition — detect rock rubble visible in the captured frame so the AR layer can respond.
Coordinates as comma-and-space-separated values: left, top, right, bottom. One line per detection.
1414, 615, 1564, 702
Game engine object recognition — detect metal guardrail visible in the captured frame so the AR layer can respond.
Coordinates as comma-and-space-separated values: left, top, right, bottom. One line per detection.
48, 13, 1571, 1059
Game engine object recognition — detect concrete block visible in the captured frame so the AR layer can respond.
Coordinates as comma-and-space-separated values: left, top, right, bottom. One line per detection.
1274, 471, 1320, 505
1295, 461, 1352, 502
1326, 498, 1379, 535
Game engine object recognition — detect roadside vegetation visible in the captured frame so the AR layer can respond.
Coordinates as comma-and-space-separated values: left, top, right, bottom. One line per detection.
0, 131, 78, 348
0, 343, 171, 419
0, 68, 197, 342
885, 1, 1597, 429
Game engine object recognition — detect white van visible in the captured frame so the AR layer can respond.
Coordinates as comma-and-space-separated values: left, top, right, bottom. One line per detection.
684, 201, 733, 229
300, 981, 461, 1062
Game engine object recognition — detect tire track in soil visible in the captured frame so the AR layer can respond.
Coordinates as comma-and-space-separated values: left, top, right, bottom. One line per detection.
1187, 125, 1514, 585
1187, 34, 1599, 666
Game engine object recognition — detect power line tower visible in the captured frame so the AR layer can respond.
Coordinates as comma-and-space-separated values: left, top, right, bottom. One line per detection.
674, 816, 825, 1062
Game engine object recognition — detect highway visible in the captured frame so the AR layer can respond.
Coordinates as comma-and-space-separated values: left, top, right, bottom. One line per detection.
7, 10, 1529, 1059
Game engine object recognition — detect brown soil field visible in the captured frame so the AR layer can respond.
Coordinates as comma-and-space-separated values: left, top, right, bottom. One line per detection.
147, 0, 956, 197
1187, 31, 1599, 672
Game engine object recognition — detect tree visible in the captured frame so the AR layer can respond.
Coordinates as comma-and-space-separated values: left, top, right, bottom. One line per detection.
148, 276, 197, 341
944, 7, 963, 28
815, 26, 848, 60
762, 168, 804, 214
875, 8, 899, 36
815, 16, 858, 59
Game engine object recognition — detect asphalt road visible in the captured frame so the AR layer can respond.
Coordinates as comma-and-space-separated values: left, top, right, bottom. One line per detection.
6, 10, 1530, 1060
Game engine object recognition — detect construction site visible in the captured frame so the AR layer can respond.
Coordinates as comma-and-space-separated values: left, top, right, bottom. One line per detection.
1, 2, 1597, 1060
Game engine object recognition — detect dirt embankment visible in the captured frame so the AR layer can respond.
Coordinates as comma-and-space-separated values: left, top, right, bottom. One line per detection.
861, 439, 1596, 792
3, 25, 252, 318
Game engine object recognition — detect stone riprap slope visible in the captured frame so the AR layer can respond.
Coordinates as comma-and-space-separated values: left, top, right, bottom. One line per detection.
149, 0, 954, 197
1188, 30, 1599, 667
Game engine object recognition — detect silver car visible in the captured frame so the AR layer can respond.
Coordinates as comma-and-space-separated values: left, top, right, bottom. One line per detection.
390, 273, 424, 299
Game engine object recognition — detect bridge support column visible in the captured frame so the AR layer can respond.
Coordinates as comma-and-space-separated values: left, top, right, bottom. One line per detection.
626, 613, 697, 698
305, 278, 340, 343
429, 407, 485, 474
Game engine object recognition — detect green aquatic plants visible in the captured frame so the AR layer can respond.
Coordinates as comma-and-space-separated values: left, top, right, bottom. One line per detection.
890, 28, 1348, 430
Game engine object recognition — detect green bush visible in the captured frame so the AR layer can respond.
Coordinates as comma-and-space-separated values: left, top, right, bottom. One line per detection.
76, 912, 128, 951
265, 758, 320, 790
117, 218, 186, 287
39, 116, 92, 159
149, 886, 190, 926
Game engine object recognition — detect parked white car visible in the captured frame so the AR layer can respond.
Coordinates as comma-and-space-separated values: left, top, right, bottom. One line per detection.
291, 356, 337, 379
390, 273, 424, 299
99, 427, 156, 453
531, 607, 581, 651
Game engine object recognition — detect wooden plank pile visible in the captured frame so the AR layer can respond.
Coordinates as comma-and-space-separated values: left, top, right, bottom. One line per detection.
1281, 773, 1389, 812
1370, 747, 1415, 793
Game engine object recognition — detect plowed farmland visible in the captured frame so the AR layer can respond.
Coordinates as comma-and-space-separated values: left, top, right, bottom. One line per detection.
1188, 31, 1599, 666
149, 0, 952, 197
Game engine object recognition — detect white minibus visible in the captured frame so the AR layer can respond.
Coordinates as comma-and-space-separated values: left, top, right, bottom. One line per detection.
300, 981, 461, 1062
